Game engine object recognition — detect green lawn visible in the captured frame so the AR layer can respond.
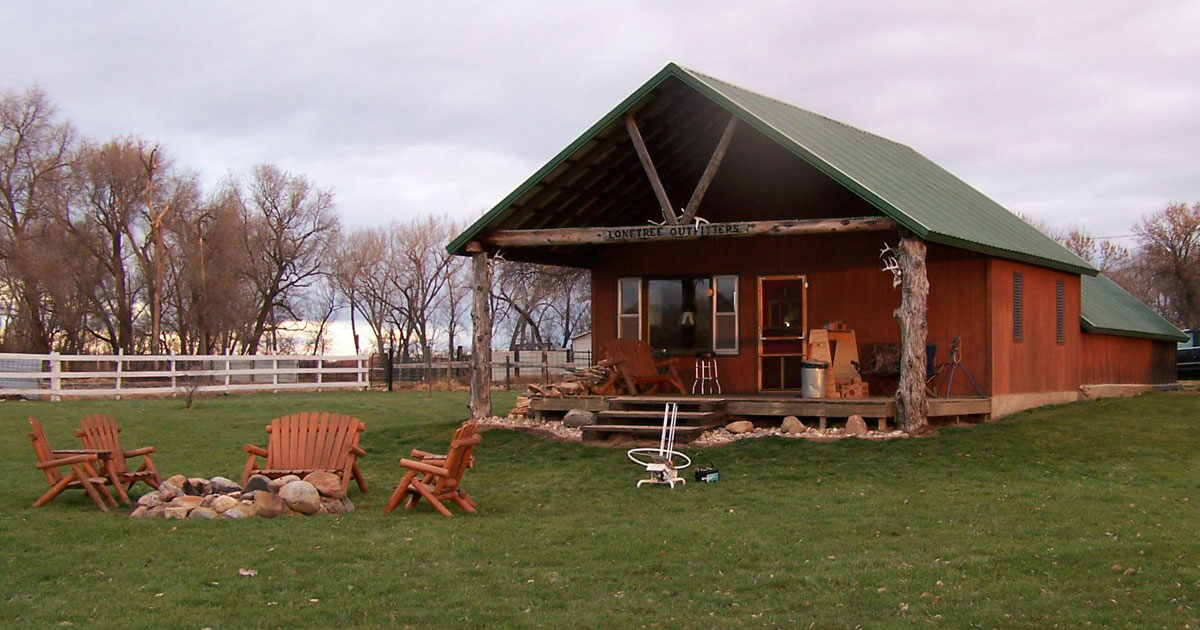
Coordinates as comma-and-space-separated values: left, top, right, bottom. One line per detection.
1, 390, 1198, 627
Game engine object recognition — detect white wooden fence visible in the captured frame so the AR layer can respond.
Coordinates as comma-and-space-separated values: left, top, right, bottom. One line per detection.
0, 351, 369, 400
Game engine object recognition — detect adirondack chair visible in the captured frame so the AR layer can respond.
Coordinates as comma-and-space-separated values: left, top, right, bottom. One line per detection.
74, 413, 161, 503
600, 339, 686, 395
383, 421, 480, 517
27, 418, 118, 511
241, 412, 368, 495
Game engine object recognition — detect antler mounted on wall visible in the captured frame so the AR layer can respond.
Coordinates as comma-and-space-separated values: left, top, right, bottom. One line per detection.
880, 243, 902, 288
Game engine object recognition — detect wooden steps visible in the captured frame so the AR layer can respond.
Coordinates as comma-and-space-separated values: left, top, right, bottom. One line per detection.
582, 398, 727, 443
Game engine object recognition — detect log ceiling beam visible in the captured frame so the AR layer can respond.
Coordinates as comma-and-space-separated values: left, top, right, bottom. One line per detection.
680, 115, 738, 225
485, 216, 898, 247
624, 114, 678, 225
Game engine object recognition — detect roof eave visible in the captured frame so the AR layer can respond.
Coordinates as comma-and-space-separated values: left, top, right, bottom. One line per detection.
446, 64, 686, 255
1080, 318, 1189, 343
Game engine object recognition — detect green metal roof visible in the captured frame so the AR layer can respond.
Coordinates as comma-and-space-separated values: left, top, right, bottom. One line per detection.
1080, 274, 1187, 342
448, 63, 1097, 276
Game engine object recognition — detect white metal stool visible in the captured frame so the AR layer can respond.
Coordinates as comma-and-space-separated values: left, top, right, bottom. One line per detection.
692, 353, 721, 394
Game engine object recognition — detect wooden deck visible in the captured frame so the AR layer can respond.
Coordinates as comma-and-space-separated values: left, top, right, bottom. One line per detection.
529, 393, 991, 432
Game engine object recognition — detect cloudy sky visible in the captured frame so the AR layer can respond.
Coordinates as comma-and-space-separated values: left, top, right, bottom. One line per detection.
2, 1, 1197, 241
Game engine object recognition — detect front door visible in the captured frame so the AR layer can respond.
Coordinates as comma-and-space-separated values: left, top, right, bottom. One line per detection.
757, 275, 807, 390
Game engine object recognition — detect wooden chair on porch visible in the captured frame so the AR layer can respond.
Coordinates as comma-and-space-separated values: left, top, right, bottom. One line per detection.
600, 339, 686, 395
383, 421, 481, 517
241, 412, 368, 495
28, 418, 119, 511
74, 413, 162, 503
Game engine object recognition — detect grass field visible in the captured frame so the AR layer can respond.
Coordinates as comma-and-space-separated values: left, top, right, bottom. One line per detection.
1, 390, 1198, 627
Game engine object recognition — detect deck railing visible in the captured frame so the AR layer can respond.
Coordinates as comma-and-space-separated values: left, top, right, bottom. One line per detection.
0, 351, 369, 400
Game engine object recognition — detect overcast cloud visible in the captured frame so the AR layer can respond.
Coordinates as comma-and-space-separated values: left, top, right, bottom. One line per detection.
2, 0, 1196, 240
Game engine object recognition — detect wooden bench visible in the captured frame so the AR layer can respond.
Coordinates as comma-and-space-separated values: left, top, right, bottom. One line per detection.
241, 412, 368, 495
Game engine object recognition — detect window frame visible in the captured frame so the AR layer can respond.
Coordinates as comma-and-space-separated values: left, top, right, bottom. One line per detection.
712, 274, 739, 355
616, 277, 642, 341
617, 274, 740, 355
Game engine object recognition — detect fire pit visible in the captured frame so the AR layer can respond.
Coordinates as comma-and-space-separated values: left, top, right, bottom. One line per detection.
131, 473, 355, 519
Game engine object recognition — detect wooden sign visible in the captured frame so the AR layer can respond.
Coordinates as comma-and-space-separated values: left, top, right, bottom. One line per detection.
600, 222, 749, 241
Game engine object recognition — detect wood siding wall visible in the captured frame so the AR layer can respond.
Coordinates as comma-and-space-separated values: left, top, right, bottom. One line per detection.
591, 232, 990, 394
987, 259, 1081, 395
1080, 334, 1176, 385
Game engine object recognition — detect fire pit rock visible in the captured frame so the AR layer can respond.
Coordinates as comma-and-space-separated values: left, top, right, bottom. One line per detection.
130, 474, 355, 519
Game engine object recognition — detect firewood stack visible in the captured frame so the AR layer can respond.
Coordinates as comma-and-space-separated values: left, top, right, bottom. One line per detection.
506, 360, 618, 419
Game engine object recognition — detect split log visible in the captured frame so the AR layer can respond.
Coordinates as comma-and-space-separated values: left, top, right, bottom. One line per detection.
893, 235, 930, 434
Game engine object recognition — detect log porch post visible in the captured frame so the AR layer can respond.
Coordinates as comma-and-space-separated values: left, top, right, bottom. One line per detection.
468, 242, 493, 421
893, 234, 930, 434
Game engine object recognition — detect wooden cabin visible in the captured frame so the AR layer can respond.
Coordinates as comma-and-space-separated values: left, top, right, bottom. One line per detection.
449, 63, 1184, 432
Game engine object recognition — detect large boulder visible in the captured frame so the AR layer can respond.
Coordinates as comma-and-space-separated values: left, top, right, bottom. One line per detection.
303, 472, 345, 499
209, 476, 241, 494
188, 507, 218, 520
252, 490, 285, 519
169, 495, 204, 510
156, 481, 181, 501
210, 495, 239, 514
562, 409, 597, 428
268, 475, 301, 492
844, 414, 868, 436
781, 416, 807, 434
165, 474, 188, 489
183, 477, 211, 496
243, 474, 271, 494
279, 480, 321, 515
163, 506, 190, 519
725, 420, 755, 434
222, 504, 255, 519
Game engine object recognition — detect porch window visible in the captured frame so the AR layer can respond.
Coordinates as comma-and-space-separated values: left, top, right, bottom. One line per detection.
617, 277, 641, 340
713, 274, 738, 353
619, 275, 739, 354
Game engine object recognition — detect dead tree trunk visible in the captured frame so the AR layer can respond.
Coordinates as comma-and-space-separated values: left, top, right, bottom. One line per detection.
469, 244, 492, 421
893, 235, 930, 434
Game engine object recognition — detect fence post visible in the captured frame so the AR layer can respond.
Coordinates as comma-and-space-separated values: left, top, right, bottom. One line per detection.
49, 351, 61, 402
115, 348, 123, 400
272, 357, 279, 393
541, 350, 549, 384
169, 351, 177, 397
224, 349, 231, 394
505, 356, 511, 390
358, 354, 366, 391
316, 356, 324, 391
386, 346, 394, 392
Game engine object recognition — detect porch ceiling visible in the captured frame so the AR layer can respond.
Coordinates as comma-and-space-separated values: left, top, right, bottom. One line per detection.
455, 77, 879, 268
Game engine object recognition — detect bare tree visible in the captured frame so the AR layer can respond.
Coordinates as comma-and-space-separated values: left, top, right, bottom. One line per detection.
237, 164, 340, 354
68, 137, 152, 354
1132, 201, 1200, 329
0, 87, 76, 351
393, 216, 457, 362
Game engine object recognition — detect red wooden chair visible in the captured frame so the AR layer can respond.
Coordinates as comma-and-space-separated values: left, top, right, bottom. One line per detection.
241, 412, 368, 495
601, 339, 686, 395
75, 413, 161, 503
28, 418, 118, 511
383, 421, 480, 517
